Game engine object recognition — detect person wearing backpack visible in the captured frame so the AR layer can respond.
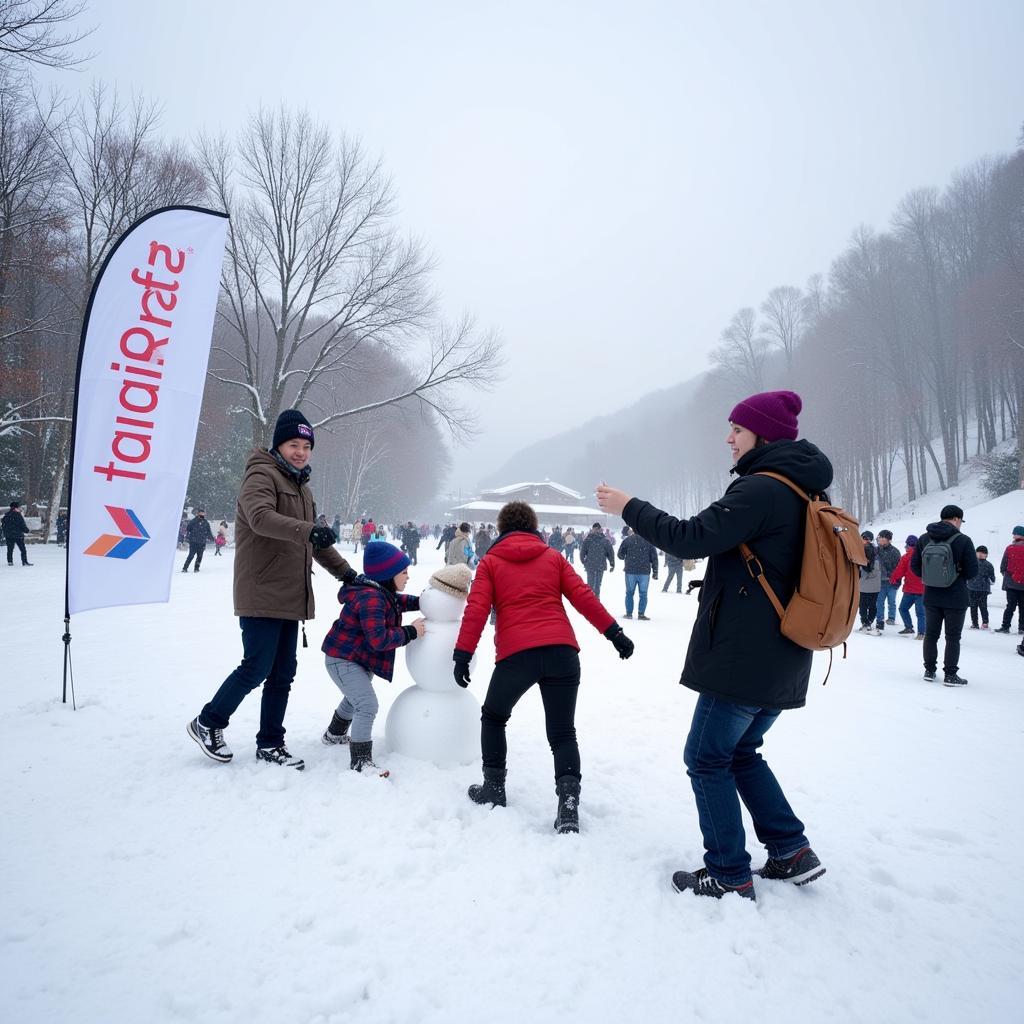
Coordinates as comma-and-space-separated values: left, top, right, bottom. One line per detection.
994, 526, 1024, 634
857, 531, 881, 632
597, 390, 835, 901
910, 505, 978, 687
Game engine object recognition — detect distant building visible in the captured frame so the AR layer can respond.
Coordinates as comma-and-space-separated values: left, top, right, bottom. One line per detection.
449, 479, 611, 528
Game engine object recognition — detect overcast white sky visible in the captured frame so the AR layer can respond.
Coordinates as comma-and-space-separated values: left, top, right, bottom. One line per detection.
49, 0, 1024, 495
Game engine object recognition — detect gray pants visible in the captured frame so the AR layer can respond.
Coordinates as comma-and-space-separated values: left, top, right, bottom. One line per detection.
586, 568, 604, 599
324, 657, 377, 742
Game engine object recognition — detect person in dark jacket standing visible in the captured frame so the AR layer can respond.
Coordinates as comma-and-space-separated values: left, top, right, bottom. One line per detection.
617, 529, 659, 620
188, 410, 356, 769
181, 509, 215, 572
662, 550, 684, 593
2, 501, 32, 566
857, 532, 880, 631
994, 526, 1024, 634
579, 522, 615, 598
401, 521, 421, 566
873, 530, 901, 632
910, 505, 978, 686
436, 522, 456, 551
473, 523, 492, 561
966, 546, 996, 629
453, 501, 634, 834
597, 390, 829, 901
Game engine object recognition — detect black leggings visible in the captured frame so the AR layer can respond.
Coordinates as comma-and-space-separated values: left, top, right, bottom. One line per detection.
480, 645, 581, 781
859, 592, 877, 626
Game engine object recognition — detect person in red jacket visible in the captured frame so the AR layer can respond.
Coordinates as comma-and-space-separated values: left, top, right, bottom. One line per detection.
453, 500, 634, 833
890, 534, 926, 638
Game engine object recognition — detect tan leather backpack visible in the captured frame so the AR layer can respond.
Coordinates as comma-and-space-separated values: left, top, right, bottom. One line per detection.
739, 472, 867, 676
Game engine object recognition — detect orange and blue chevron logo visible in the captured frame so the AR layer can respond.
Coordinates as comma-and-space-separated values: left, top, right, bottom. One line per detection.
84, 506, 150, 559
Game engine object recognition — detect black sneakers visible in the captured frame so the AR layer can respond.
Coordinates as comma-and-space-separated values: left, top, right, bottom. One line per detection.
187, 716, 233, 763
637, 614, 651, 621
923, 669, 937, 681
757, 846, 826, 886
256, 745, 305, 769
943, 673, 968, 687
898, 627, 915, 635
671, 867, 755, 900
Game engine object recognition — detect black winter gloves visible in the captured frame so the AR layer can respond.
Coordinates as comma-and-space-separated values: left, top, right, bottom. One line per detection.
686, 579, 703, 595
309, 525, 337, 549
453, 649, 473, 687
341, 566, 358, 585
604, 623, 634, 660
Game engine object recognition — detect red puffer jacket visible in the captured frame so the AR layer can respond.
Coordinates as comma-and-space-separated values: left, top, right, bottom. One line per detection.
890, 549, 924, 595
455, 531, 615, 662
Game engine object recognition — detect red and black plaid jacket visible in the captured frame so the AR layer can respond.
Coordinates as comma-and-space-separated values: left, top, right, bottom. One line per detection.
321, 579, 420, 681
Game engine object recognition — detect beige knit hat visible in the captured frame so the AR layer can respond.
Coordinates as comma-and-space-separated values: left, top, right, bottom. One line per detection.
430, 563, 472, 598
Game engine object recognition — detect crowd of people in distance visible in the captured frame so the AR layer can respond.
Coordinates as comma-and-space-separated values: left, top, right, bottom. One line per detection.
856, 518, 1024, 685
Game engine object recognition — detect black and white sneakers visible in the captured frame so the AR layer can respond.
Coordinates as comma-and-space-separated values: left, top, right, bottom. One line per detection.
671, 868, 756, 900
757, 846, 826, 886
943, 673, 968, 687
256, 746, 305, 770
187, 716, 233, 763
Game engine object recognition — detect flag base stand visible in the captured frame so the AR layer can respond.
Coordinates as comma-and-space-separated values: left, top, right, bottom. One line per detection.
62, 615, 76, 710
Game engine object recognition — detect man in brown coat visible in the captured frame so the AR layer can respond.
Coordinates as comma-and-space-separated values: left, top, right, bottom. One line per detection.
188, 409, 355, 769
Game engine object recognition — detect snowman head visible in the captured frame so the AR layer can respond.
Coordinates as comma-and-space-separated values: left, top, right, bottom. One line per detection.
419, 585, 468, 622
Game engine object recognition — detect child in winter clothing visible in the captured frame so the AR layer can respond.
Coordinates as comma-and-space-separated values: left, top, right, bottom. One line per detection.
890, 535, 925, 637
967, 546, 996, 629
214, 520, 228, 555
321, 541, 425, 774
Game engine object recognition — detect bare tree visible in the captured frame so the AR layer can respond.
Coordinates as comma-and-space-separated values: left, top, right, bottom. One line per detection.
0, 0, 90, 69
759, 285, 804, 371
710, 306, 767, 392
200, 106, 502, 447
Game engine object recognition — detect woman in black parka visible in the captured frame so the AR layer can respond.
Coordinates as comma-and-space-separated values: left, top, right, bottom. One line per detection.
597, 390, 831, 901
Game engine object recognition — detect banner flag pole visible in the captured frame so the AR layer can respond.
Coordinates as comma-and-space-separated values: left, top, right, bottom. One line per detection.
63, 205, 229, 702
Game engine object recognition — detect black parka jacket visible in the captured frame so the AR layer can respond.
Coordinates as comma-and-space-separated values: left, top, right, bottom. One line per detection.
623, 439, 834, 710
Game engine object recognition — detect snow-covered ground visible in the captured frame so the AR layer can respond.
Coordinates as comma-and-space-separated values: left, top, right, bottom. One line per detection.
4, 489, 1023, 1024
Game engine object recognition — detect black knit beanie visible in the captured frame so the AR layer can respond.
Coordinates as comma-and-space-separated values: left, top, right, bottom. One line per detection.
272, 409, 314, 450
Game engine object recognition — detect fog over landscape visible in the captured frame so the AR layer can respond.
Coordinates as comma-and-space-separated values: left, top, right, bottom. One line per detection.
41, 0, 1024, 500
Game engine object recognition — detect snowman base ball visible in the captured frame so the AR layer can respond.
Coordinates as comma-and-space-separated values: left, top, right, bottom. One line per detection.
385, 686, 480, 765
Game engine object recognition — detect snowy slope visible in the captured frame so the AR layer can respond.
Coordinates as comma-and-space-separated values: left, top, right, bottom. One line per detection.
2, 517, 1022, 1023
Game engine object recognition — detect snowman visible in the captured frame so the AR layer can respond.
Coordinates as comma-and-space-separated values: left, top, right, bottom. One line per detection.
385, 563, 480, 764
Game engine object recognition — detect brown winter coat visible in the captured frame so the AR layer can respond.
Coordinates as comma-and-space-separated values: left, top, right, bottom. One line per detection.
233, 449, 352, 620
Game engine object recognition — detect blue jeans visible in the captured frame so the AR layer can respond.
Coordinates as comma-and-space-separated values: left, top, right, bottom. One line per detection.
899, 593, 925, 633
683, 694, 809, 885
625, 573, 650, 615
876, 583, 898, 625
201, 617, 299, 748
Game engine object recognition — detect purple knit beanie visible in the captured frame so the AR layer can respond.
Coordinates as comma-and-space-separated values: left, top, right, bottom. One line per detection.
728, 391, 802, 442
